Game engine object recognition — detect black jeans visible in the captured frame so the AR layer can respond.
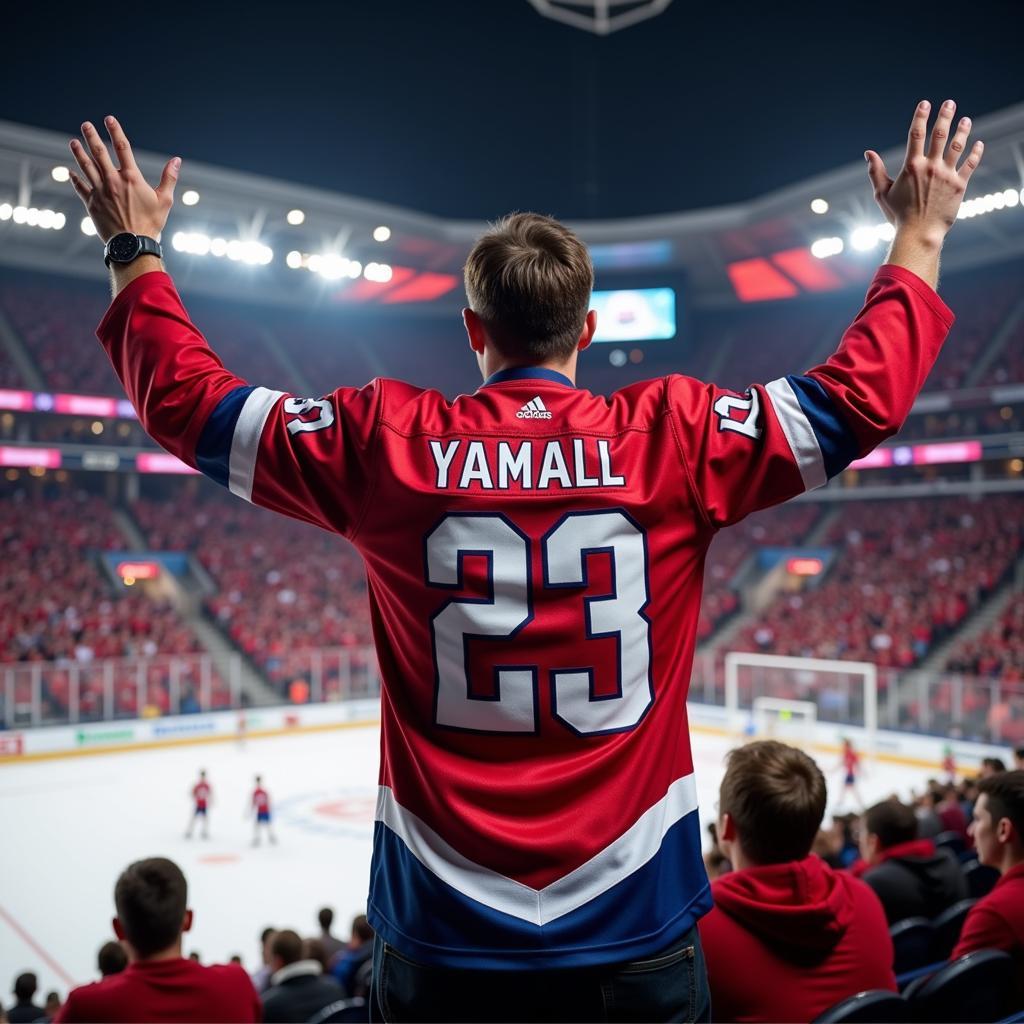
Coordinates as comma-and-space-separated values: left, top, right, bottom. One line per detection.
370, 927, 711, 1023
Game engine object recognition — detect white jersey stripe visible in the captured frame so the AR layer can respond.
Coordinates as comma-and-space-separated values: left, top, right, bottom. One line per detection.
376, 772, 699, 926
229, 386, 286, 501
764, 377, 827, 492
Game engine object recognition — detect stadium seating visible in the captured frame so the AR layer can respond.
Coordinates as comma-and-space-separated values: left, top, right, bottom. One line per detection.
890, 918, 934, 975
812, 990, 910, 1024
0, 491, 211, 723
731, 496, 1024, 669
131, 494, 373, 699
900, 949, 1017, 1023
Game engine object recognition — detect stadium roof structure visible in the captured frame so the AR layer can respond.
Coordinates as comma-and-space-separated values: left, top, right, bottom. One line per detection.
0, 104, 1023, 316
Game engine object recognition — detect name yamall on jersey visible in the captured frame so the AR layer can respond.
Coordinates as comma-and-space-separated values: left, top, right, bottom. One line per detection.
429, 436, 626, 491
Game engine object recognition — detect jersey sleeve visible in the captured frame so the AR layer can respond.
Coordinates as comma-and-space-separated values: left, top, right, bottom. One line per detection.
668, 264, 954, 529
97, 270, 383, 538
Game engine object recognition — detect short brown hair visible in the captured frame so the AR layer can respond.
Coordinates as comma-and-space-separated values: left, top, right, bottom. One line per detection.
719, 741, 827, 865
464, 212, 594, 362
270, 929, 303, 966
864, 799, 918, 849
114, 858, 188, 958
978, 769, 1024, 841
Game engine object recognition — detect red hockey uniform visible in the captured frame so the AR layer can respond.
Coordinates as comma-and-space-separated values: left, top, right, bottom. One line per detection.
192, 781, 211, 812
98, 265, 952, 969
252, 787, 271, 819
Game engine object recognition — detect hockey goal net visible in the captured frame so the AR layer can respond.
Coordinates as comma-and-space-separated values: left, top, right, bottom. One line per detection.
725, 652, 877, 754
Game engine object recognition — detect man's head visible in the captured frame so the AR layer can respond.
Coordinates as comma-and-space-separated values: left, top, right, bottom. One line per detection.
717, 740, 827, 867
1014, 746, 1024, 771
970, 770, 1024, 872
350, 914, 374, 947
97, 940, 128, 977
199, 769, 206, 780
112, 857, 191, 960
269, 929, 303, 973
260, 926, 276, 965
318, 907, 334, 934
980, 757, 1007, 779
860, 799, 918, 864
463, 213, 596, 378
12, 972, 36, 1003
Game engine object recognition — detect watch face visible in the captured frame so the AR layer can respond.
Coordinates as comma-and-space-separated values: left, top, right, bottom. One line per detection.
108, 233, 141, 263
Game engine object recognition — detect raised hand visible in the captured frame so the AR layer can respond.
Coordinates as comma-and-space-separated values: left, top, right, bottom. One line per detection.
68, 116, 180, 243
865, 100, 983, 245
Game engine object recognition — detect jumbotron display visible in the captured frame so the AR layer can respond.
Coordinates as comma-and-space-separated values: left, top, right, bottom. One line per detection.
589, 286, 676, 342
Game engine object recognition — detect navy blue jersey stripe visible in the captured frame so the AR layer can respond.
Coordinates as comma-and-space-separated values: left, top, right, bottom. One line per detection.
786, 375, 860, 479
194, 385, 257, 487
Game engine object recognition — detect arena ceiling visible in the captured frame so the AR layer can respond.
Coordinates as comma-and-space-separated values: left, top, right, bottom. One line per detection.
0, 102, 1022, 316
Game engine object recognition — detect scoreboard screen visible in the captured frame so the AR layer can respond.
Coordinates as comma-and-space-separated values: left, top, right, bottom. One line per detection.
590, 287, 676, 343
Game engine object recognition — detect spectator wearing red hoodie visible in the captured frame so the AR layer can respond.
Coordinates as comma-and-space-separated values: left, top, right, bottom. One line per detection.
55, 857, 261, 1023
860, 798, 967, 924
953, 770, 1024, 975
699, 741, 896, 1023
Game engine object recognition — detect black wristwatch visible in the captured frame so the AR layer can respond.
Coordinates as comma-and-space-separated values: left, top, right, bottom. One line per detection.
104, 232, 163, 268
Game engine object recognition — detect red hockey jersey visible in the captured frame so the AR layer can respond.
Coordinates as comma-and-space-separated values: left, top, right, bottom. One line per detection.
98, 264, 953, 969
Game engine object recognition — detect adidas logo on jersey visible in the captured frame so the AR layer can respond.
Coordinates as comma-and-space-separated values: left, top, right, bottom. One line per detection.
516, 396, 553, 420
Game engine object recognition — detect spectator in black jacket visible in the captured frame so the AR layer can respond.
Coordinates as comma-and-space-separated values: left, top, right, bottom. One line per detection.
7, 973, 43, 1024
860, 799, 967, 924
261, 929, 342, 1024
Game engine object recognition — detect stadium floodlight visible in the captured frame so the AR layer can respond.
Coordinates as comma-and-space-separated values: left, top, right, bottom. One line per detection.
53, 212, 65, 229
286, 250, 303, 269
81, 216, 97, 235
182, 190, 200, 206
1004, 188, 1020, 208
364, 262, 392, 283
51, 166, 70, 183
609, 349, 627, 367
12, 206, 27, 224
347, 260, 362, 279
810, 198, 829, 215
373, 225, 391, 242
287, 209, 305, 225
810, 236, 843, 259
850, 225, 881, 251
0, 203, 12, 221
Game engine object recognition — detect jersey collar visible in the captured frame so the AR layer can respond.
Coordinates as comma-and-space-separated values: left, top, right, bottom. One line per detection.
481, 367, 576, 389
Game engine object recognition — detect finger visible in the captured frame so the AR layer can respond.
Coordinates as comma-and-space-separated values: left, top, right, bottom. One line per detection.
103, 115, 137, 172
156, 157, 182, 202
927, 99, 956, 160
68, 169, 92, 202
958, 140, 984, 183
69, 138, 102, 190
906, 100, 931, 161
944, 116, 972, 167
864, 151, 893, 195
81, 121, 117, 179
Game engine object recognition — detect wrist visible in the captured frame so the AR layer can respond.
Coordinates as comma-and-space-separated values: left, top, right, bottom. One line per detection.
109, 255, 164, 298
892, 224, 945, 252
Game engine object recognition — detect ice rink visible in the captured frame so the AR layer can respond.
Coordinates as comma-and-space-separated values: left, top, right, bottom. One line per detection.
0, 719, 933, 998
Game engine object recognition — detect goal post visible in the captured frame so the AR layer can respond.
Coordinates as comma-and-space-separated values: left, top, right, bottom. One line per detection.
724, 651, 878, 753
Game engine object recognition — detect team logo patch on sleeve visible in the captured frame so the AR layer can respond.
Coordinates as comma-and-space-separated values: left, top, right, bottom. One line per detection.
516, 396, 553, 420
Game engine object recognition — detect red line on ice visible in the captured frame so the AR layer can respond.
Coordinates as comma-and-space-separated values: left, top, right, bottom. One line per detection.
0, 902, 76, 987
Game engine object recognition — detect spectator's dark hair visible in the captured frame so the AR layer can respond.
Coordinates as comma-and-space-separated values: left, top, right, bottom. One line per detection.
351, 914, 374, 944
97, 940, 128, 977
719, 741, 827, 864
114, 857, 188, 958
270, 929, 303, 967
464, 212, 594, 362
318, 907, 334, 932
864, 799, 918, 849
13, 972, 37, 1000
1014, 746, 1024, 761
978, 770, 1024, 841
982, 757, 1007, 774
304, 938, 329, 970
230, 955, 242, 965
260, 926, 275, 944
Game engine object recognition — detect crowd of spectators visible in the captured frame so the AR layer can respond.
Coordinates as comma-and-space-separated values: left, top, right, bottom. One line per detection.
732, 495, 1023, 669
0, 492, 210, 723
131, 495, 374, 700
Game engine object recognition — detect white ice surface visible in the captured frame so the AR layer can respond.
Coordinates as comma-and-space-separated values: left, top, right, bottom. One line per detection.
0, 721, 930, 999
